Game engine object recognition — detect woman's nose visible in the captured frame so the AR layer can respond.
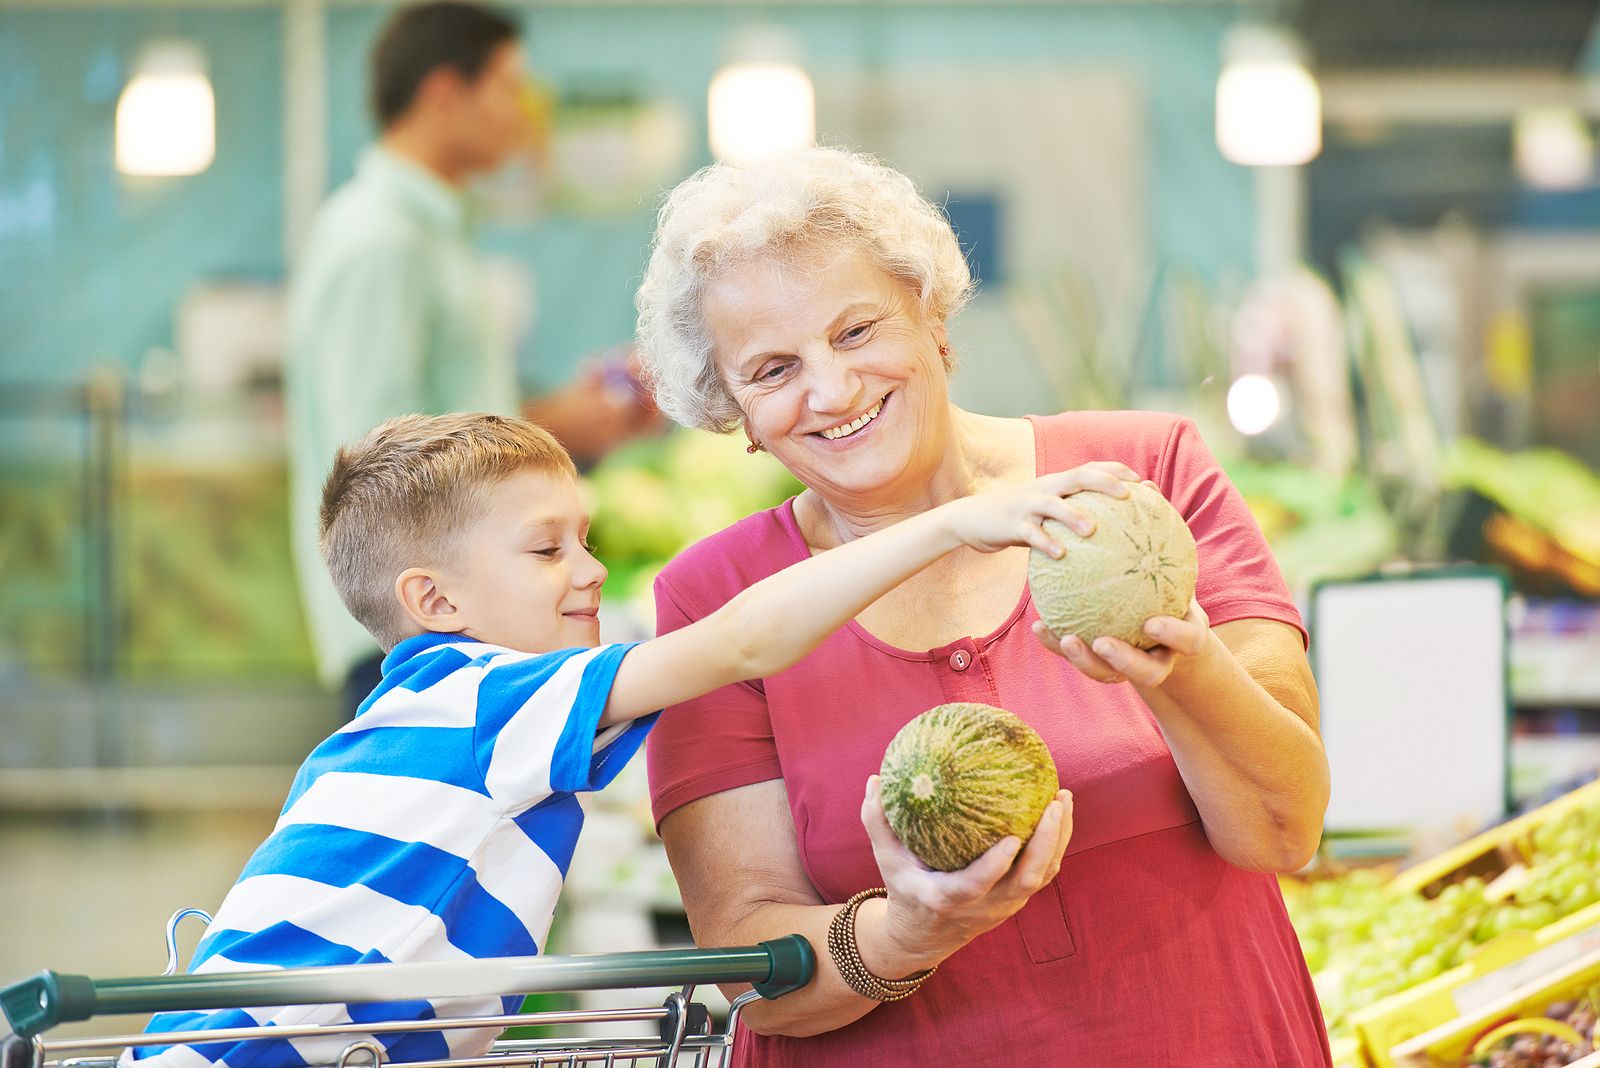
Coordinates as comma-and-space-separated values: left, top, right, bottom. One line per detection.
804, 351, 864, 414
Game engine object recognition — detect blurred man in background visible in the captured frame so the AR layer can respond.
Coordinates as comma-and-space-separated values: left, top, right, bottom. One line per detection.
287, 0, 659, 717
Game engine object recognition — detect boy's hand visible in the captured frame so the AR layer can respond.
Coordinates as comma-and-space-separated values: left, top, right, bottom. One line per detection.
948, 462, 1142, 556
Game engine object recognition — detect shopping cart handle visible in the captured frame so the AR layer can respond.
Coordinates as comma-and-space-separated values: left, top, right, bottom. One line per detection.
3, 936, 817, 1037
2, 969, 96, 1038
752, 935, 814, 1000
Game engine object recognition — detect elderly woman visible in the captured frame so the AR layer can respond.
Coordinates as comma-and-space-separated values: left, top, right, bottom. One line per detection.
633, 148, 1331, 1066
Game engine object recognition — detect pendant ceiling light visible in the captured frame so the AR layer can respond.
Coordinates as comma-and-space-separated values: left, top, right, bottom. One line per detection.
1513, 106, 1595, 191
1216, 25, 1321, 167
708, 27, 814, 165
116, 42, 215, 178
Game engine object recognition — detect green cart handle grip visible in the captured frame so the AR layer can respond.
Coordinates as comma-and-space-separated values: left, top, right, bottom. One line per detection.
2, 970, 96, 1039
752, 934, 814, 1000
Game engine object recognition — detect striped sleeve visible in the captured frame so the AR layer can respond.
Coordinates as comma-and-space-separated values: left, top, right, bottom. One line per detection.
475, 642, 658, 813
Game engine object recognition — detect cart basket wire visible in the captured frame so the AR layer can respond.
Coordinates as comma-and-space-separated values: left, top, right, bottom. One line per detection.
1, 935, 814, 1068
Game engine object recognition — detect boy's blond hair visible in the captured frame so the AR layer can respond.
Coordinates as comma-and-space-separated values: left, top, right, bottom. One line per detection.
320, 412, 577, 650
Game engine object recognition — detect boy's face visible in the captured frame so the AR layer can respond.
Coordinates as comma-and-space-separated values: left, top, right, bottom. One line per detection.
442, 470, 606, 652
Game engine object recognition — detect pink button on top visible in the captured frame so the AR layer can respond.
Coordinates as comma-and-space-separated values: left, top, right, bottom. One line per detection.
950, 649, 971, 671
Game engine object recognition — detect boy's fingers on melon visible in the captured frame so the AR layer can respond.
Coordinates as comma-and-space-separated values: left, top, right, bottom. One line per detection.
1042, 500, 1093, 537
1067, 465, 1132, 499
1018, 519, 1065, 559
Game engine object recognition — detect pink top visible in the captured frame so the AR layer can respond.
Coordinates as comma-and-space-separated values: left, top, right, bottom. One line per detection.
647, 411, 1331, 1066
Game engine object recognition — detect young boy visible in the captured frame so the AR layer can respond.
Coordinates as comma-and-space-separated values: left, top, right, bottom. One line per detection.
133, 412, 1102, 1067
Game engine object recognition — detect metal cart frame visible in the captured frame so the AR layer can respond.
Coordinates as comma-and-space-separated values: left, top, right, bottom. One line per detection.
1, 918, 813, 1068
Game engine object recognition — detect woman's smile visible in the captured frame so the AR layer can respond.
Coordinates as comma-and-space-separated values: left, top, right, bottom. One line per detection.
816, 392, 891, 444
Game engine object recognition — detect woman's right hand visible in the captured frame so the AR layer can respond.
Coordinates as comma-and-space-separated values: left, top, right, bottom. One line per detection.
856, 776, 1074, 973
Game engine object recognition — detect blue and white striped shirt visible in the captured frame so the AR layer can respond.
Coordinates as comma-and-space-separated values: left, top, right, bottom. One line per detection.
130, 633, 656, 1068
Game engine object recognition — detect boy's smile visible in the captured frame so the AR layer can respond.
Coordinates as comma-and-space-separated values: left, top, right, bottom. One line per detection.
437, 470, 607, 652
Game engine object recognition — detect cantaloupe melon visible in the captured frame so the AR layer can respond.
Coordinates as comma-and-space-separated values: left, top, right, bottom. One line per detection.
879, 703, 1059, 872
1027, 481, 1197, 650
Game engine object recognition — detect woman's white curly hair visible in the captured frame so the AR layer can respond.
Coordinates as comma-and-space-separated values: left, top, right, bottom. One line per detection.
634, 147, 974, 432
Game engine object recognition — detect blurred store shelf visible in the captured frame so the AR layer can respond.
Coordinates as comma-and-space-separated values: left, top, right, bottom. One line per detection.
1512, 631, 1600, 709
0, 764, 295, 815
3, 681, 337, 771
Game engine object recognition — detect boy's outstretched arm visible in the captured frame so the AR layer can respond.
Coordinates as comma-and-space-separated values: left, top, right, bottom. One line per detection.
600, 463, 1140, 726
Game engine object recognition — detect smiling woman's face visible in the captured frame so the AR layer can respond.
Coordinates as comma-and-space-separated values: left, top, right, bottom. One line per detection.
703, 244, 952, 505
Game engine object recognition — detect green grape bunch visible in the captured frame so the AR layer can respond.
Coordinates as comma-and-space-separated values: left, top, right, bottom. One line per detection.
1290, 793, 1600, 1045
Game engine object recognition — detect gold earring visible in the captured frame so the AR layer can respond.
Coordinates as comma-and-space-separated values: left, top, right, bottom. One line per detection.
746, 441, 764, 454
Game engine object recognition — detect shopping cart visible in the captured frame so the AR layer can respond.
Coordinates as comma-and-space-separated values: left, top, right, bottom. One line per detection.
1, 910, 814, 1068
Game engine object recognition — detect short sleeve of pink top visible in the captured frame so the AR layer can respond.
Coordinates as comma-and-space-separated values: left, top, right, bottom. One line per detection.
646, 411, 1331, 1067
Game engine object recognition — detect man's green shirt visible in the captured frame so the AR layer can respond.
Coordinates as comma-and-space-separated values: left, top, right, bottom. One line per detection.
286, 147, 518, 688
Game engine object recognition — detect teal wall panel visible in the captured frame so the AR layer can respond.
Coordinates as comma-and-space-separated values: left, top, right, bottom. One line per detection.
2, 2, 1249, 390
0, 8, 284, 385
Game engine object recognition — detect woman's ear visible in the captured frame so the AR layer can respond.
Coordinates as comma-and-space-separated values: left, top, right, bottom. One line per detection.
396, 567, 462, 633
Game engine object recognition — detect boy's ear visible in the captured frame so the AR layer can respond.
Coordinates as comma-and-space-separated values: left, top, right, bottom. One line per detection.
414, 65, 468, 117
396, 567, 462, 633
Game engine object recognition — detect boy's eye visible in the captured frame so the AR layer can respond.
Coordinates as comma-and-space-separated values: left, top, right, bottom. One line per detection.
580, 540, 595, 554
532, 547, 560, 558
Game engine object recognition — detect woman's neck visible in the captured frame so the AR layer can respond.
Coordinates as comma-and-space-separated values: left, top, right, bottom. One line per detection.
799, 408, 1027, 548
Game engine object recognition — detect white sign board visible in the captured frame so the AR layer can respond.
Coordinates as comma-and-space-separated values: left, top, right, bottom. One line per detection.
1313, 572, 1508, 834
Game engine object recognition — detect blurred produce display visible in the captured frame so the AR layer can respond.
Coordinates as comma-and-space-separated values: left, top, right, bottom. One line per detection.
0, 428, 798, 682
0, 462, 314, 679
1459, 989, 1598, 1067
1289, 784, 1600, 1048
0, 466, 86, 672
1288, 868, 1490, 1041
1225, 459, 1400, 592
586, 428, 802, 606
121, 464, 313, 678
1445, 439, 1600, 597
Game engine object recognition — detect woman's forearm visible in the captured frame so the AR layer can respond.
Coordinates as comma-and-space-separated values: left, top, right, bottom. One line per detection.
700, 897, 943, 1037
1136, 626, 1329, 872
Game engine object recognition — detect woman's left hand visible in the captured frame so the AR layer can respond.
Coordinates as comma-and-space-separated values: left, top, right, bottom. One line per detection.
1030, 599, 1212, 688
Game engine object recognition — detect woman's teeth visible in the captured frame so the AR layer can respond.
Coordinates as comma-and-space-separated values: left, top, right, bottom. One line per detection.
820, 399, 884, 440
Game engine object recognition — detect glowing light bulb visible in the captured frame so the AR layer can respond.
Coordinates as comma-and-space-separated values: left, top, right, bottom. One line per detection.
1228, 373, 1282, 436
1514, 107, 1594, 191
1216, 26, 1321, 167
708, 62, 815, 165
116, 43, 215, 177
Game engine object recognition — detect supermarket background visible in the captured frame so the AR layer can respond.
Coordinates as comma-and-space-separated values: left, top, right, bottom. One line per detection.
3, 0, 1600, 1064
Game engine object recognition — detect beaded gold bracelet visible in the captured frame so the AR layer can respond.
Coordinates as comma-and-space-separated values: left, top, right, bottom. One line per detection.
826, 887, 937, 1003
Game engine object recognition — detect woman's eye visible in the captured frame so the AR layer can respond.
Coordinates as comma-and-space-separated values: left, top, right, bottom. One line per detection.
840, 322, 874, 344
757, 362, 790, 382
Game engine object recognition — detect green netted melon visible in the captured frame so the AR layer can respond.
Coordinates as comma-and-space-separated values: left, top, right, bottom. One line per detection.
1027, 481, 1198, 650
879, 703, 1059, 872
